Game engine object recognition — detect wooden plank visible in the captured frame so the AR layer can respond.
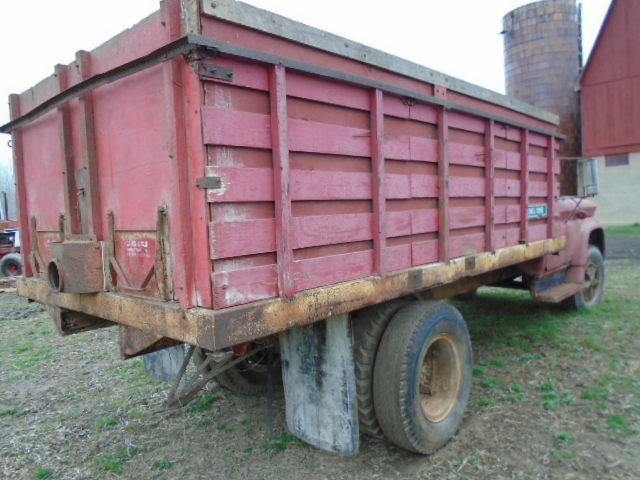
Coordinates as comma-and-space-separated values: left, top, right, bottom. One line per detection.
449, 177, 484, 197
437, 107, 450, 262
55, 64, 78, 235
288, 118, 370, 157
528, 154, 548, 173
287, 70, 369, 110
448, 142, 485, 168
290, 170, 371, 200
450, 232, 485, 259
485, 119, 495, 251
202, 107, 271, 148
212, 264, 278, 308
207, 167, 273, 203
383, 135, 438, 162
370, 89, 385, 275
292, 249, 374, 292
386, 209, 439, 237
210, 218, 275, 258
8, 95, 31, 277
547, 136, 556, 238
412, 239, 439, 266
270, 65, 294, 296
293, 213, 373, 249
450, 206, 485, 229
75, 51, 101, 237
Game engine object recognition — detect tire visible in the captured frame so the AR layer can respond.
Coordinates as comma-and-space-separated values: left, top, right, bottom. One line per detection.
564, 245, 605, 310
0, 253, 22, 277
373, 301, 472, 454
352, 299, 406, 437
193, 347, 280, 396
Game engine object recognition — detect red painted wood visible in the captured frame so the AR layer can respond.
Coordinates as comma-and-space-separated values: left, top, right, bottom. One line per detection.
202, 107, 271, 148
386, 209, 438, 237
384, 135, 438, 162
210, 219, 276, 259
270, 65, 294, 296
182, 53, 214, 307
8, 95, 31, 277
385, 244, 411, 272
287, 70, 369, 111
207, 167, 273, 203
291, 170, 372, 200
288, 119, 371, 157
450, 232, 485, 259
292, 249, 374, 291
581, 0, 640, 156
448, 142, 485, 168
484, 119, 495, 251
371, 89, 386, 275
450, 206, 485, 229
547, 137, 556, 238
55, 64, 79, 235
412, 239, 439, 266
293, 213, 373, 249
213, 264, 278, 308
437, 106, 450, 261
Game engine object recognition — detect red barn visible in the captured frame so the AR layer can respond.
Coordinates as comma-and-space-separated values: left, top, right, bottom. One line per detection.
581, 0, 640, 224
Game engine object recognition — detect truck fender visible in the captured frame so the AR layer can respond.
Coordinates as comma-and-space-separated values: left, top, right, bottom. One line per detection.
564, 217, 605, 283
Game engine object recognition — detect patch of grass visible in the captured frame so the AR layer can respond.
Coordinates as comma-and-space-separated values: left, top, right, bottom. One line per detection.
12, 340, 33, 354
93, 415, 120, 432
541, 392, 559, 411
472, 366, 486, 376
95, 446, 140, 474
538, 381, 555, 393
153, 458, 174, 471
480, 378, 500, 390
508, 384, 523, 394
216, 421, 235, 433
13, 346, 54, 368
186, 393, 220, 416
475, 395, 495, 407
33, 467, 53, 480
581, 384, 609, 402
260, 433, 305, 452
555, 431, 574, 444
488, 358, 506, 366
560, 391, 576, 406
606, 223, 640, 236
0, 406, 18, 416
607, 414, 636, 436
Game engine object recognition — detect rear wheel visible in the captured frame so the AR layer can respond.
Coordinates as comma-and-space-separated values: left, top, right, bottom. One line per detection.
0, 253, 22, 277
564, 245, 605, 310
373, 301, 472, 454
352, 299, 406, 437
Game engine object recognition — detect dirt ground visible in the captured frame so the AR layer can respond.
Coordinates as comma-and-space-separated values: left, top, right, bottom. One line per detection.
1, 238, 639, 480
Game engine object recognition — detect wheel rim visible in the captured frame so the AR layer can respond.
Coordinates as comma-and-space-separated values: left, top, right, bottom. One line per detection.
583, 260, 601, 303
419, 334, 462, 423
6, 262, 19, 276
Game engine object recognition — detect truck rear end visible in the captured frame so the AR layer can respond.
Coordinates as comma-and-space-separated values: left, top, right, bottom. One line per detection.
2, 0, 605, 455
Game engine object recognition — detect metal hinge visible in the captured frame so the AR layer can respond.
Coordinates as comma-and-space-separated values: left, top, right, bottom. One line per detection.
198, 63, 233, 82
196, 176, 222, 189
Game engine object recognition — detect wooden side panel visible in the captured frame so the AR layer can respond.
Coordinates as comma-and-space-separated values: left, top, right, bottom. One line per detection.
202, 54, 559, 308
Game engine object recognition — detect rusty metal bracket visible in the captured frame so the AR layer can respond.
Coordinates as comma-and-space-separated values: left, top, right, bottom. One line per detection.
155, 205, 174, 301
197, 63, 233, 81
29, 216, 46, 277
165, 345, 267, 408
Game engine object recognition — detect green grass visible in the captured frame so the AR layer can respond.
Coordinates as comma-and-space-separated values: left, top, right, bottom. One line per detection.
33, 468, 53, 480
555, 431, 574, 444
186, 393, 220, 416
95, 447, 141, 474
0, 406, 18, 416
475, 395, 495, 407
93, 415, 120, 432
605, 223, 640, 236
260, 433, 305, 453
607, 414, 636, 436
153, 458, 174, 471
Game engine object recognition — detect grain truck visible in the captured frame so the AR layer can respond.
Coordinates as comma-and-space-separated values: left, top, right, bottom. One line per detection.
1, 0, 605, 455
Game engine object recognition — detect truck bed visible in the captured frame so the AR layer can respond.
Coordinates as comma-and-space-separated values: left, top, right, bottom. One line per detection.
3, 0, 565, 350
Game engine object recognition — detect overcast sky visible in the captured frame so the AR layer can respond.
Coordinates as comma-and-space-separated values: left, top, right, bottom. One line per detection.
0, 0, 611, 169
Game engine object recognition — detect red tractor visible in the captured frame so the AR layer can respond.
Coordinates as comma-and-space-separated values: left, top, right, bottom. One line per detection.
0, 191, 22, 277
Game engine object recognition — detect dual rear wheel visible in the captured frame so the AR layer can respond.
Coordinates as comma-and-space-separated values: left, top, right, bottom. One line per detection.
355, 300, 473, 454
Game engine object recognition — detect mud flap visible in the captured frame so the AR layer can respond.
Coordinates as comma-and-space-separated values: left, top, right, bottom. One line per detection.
142, 344, 186, 386
278, 314, 359, 455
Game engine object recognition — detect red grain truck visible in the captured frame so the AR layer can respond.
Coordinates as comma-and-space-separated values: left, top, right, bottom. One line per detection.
1, 0, 605, 455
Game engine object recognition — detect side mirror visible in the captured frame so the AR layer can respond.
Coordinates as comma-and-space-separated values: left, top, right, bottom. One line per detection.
577, 158, 599, 197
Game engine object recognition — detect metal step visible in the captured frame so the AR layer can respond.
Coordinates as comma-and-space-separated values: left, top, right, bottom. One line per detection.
534, 282, 588, 303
